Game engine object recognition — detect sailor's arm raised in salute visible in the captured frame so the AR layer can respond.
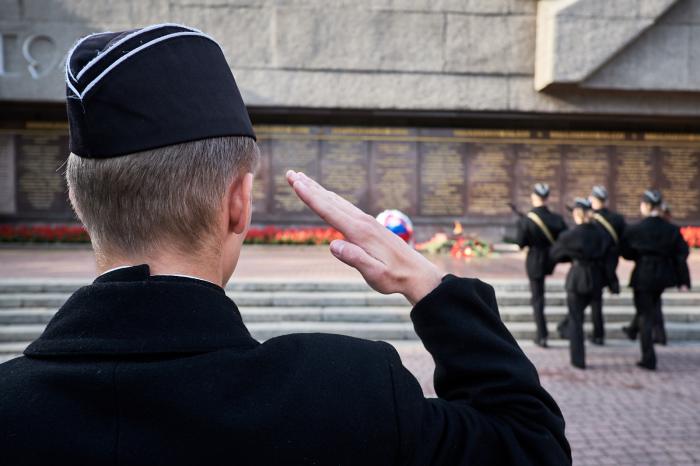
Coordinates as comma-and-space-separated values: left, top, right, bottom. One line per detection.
287, 170, 572, 465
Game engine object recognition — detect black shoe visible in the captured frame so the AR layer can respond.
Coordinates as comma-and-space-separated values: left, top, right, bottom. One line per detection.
572, 361, 586, 370
636, 361, 656, 371
588, 336, 604, 346
557, 321, 569, 340
622, 326, 637, 341
588, 335, 605, 346
533, 337, 548, 348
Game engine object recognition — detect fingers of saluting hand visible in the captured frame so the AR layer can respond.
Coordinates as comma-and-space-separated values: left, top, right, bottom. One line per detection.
285, 170, 380, 242
329, 239, 385, 284
285, 170, 443, 303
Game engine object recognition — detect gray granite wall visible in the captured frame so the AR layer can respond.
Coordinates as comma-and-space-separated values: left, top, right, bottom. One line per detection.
1, 0, 700, 116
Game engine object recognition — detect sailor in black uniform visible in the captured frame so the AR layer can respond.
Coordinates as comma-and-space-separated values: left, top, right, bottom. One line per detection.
588, 185, 626, 345
516, 183, 568, 347
620, 190, 691, 370
550, 198, 610, 369
622, 200, 691, 346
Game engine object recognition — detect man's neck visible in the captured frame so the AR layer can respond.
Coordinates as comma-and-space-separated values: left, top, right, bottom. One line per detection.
97, 254, 224, 287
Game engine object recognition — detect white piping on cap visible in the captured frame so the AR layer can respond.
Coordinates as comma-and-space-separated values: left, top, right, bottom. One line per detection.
74, 23, 201, 81
65, 30, 115, 97
66, 74, 81, 98
65, 30, 114, 83
77, 31, 219, 100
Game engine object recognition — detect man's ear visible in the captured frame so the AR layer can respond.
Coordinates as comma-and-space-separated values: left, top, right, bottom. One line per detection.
228, 173, 254, 235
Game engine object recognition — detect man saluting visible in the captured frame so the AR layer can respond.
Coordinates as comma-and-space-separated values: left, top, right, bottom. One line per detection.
0, 24, 570, 465
515, 183, 568, 347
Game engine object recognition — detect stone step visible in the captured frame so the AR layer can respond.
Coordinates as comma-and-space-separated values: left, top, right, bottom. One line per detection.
0, 325, 45, 342
496, 305, 700, 323
0, 309, 57, 324
0, 278, 694, 295
3, 321, 700, 345
0, 280, 372, 294
2, 290, 700, 309
493, 292, 700, 307
2, 305, 700, 325
0, 342, 31, 356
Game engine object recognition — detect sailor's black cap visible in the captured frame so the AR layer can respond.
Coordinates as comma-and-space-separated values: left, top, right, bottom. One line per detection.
642, 189, 662, 206
591, 185, 608, 201
65, 23, 256, 158
573, 197, 592, 211
566, 197, 592, 212
533, 183, 550, 198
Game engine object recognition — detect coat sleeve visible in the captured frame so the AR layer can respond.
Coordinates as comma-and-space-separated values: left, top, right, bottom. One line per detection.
549, 234, 572, 264
515, 217, 529, 249
382, 275, 571, 466
556, 217, 569, 238
619, 229, 638, 261
675, 230, 691, 288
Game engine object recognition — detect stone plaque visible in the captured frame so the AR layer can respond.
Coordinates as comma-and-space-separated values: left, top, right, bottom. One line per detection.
466, 143, 515, 216
613, 146, 655, 219
369, 141, 419, 215
563, 145, 611, 206
320, 139, 370, 210
418, 141, 466, 216
514, 144, 563, 213
5, 124, 700, 227
0, 135, 16, 214
15, 133, 72, 218
657, 146, 700, 220
269, 138, 320, 214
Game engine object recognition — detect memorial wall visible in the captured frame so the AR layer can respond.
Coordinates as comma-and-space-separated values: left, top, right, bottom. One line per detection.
1, 123, 700, 229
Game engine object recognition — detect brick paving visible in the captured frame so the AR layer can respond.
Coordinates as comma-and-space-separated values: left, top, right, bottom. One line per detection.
394, 340, 700, 465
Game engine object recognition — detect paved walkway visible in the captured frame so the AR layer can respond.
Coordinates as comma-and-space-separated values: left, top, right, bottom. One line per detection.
395, 340, 700, 466
2, 245, 699, 281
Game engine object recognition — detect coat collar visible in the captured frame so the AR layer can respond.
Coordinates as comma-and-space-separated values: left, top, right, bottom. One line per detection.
24, 264, 259, 357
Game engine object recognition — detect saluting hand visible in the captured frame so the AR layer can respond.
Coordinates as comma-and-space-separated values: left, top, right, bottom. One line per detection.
286, 170, 444, 305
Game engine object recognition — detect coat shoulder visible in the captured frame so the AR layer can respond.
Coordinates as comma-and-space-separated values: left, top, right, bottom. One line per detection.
262, 332, 394, 369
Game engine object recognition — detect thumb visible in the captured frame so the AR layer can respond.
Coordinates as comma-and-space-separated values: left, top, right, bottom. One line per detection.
329, 239, 384, 277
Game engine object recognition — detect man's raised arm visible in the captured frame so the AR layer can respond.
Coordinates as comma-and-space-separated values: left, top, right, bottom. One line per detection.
286, 171, 571, 465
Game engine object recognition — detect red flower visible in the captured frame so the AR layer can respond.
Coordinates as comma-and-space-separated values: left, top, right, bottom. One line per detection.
681, 226, 700, 248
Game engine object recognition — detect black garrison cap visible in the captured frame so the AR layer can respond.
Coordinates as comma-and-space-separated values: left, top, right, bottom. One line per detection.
642, 189, 663, 206
566, 197, 592, 212
591, 185, 608, 201
573, 197, 592, 211
533, 183, 550, 198
65, 23, 256, 158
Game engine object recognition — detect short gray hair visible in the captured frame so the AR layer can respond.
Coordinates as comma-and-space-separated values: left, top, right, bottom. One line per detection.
66, 136, 259, 257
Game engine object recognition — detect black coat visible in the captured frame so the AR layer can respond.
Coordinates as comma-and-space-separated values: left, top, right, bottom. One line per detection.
516, 206, 568, 279
592, 208, 626, 293
620, 216, 691, 291
0, 265, 571, 466
550, 223, 611, 295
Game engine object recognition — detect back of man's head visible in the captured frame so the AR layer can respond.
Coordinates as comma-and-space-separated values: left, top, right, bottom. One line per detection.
67, 137, 258, 258
63, 24, 258, 259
